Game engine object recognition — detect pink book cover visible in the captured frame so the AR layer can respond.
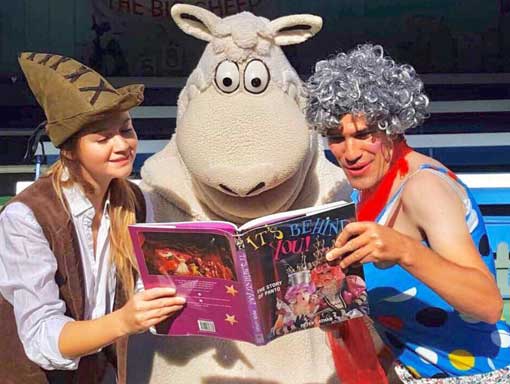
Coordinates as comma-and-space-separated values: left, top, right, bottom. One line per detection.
129, 222, 258, 344
129, 201, 369, 345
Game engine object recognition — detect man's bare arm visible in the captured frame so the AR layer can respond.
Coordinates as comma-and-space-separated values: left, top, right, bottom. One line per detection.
399, 171, 502, 323
327, 172, 502, 323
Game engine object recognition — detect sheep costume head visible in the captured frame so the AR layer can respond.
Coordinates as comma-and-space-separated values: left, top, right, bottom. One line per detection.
141, 4, 350, 224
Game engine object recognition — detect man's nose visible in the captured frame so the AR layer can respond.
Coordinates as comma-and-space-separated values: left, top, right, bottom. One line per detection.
344, 139, 362, 165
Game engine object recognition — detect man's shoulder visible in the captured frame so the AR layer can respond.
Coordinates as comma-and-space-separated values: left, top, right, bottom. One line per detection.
400, 167, 465, 218
407, 167, 449, 188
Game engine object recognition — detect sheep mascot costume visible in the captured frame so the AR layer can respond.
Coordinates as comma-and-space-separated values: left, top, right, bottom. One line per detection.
135, 4, 351, 384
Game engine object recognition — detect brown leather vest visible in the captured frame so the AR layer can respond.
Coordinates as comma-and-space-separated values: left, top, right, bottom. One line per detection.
0, 176, 146, 384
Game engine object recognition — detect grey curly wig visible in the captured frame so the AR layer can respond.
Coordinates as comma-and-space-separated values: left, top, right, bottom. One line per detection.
305, 44, 429, 135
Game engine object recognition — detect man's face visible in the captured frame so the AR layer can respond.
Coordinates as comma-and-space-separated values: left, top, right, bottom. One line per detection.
326, 114, 393, 191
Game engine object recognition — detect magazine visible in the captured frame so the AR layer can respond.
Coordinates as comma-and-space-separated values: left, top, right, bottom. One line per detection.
128, 200, 369, 345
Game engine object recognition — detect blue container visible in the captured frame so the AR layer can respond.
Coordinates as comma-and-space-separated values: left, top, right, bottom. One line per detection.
472, 187, 510, 322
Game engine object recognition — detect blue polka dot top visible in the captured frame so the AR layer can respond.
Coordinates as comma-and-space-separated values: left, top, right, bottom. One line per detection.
357, 164, 510, 379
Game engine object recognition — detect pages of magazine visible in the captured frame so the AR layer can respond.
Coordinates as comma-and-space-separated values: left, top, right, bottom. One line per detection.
128, 201, 369, 345
237, 200, 352, 232
131, 200, 351, 232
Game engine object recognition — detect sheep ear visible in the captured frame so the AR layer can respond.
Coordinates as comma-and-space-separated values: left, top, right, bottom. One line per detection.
171, 4, 221, 42
268, 14, 322, 46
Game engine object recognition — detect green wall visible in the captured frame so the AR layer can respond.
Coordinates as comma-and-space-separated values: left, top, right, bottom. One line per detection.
1, 1, 509, 76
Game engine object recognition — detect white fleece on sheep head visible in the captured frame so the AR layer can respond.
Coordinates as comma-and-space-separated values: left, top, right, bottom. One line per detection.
141, 4, 350, 224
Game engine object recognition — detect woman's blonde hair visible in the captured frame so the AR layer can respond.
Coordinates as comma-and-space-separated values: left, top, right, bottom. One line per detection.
46, 135, 139, 299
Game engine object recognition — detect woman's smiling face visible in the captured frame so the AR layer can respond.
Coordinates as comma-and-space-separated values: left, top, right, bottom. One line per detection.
70, 111, 138, 188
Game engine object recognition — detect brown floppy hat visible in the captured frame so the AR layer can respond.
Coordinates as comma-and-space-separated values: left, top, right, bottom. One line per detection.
18, 52, 144, 147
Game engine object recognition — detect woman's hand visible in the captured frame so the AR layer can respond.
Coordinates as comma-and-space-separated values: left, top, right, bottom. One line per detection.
117, 287, 186, 335
59, 287, 186, 358
326, 221, 412, 269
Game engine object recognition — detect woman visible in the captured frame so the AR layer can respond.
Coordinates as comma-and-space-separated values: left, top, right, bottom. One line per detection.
0, 53, 185, 384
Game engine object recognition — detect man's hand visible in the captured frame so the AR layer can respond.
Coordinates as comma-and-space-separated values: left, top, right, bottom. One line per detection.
326, 221, 412, 269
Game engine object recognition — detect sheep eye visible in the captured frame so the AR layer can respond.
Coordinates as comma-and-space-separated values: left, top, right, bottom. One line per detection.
244, 59, 270, 94
214, 60, 240, 94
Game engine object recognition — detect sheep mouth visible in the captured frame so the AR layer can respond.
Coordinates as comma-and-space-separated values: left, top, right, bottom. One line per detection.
219, 182, 266, 196
191, 160, 312, 222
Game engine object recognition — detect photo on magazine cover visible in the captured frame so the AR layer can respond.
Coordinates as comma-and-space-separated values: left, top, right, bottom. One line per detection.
271, 240, 367, 338
138, 231, 237, 281
243, 204, 369, 341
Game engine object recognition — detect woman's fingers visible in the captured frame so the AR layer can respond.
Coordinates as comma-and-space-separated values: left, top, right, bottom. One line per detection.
132, 288, 186, 323
132, 301, 186, 330
136, 295, 186, 311
140, 287, 176, 300
143, 304, 185, 322
133, 287, 185, 311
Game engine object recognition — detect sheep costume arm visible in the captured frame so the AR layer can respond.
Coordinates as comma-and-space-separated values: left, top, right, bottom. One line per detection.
134, 4, 351, 384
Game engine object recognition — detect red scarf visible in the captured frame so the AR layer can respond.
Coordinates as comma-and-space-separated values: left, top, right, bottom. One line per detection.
328, 140, 413, 384
357, 140, 413, 221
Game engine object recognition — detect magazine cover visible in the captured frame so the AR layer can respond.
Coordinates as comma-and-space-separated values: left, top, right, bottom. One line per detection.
240, 202, 368, 343
128, 201, 369, 345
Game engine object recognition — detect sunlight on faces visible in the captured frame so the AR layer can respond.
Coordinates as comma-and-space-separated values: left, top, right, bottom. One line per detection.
326, 114, 393, 191
63, 111, 137, 190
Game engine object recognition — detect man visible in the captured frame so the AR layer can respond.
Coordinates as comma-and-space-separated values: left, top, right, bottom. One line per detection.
305, 44, 510, 383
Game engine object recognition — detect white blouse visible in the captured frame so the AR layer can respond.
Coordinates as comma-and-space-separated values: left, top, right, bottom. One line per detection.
0, 183, 152, 370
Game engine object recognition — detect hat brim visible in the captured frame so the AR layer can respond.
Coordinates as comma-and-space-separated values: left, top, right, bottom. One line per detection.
47, 84, 144, 147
